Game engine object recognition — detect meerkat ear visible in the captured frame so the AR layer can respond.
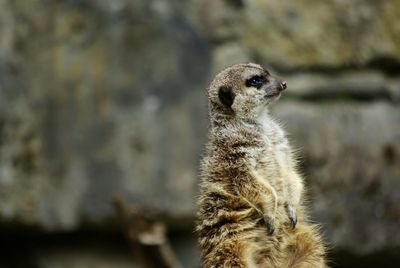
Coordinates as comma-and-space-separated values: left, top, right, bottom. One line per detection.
218, 86, 235, 107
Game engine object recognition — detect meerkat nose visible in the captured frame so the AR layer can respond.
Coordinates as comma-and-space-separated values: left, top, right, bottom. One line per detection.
280, 81, 287, 91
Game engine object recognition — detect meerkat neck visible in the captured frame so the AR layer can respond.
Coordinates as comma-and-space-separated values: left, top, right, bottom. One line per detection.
256, 109, 272, 127
209, 106, 275, 130
211, 112, 273, 130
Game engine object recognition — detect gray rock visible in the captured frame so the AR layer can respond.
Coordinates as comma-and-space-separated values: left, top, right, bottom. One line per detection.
0, 231, 199, 268
193, 0, 400, 69
284, 71, 399, 102
35, 246, 139, 268
0, 0, 210, 230
272, 101, 400, 254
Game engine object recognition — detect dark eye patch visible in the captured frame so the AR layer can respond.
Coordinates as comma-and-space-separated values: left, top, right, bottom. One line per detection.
246, 75, 265, 89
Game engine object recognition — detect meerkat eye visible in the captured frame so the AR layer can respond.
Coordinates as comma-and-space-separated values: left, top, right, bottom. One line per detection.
246, 75, 265, 89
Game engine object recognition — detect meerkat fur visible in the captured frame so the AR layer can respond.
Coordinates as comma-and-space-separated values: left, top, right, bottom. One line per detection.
196, 63, 328, 267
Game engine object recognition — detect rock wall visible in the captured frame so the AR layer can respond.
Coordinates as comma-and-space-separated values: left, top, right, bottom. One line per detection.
0, 0, 399, 267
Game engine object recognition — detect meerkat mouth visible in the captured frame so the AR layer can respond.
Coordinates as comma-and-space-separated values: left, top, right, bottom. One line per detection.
264, 92, 281, 99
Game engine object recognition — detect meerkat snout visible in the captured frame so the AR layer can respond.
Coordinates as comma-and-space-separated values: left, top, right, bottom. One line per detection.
261, 75, 287, 100
279, 81, 287, 91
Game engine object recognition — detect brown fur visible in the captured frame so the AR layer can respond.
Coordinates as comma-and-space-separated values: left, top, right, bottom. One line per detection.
196, 63, 328, 267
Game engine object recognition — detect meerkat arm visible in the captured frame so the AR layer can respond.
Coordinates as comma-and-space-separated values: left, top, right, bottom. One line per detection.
285, 170, 303, 228
233, 167, 278, 235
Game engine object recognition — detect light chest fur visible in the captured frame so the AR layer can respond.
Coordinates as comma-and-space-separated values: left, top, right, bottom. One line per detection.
254, 111, 293, 196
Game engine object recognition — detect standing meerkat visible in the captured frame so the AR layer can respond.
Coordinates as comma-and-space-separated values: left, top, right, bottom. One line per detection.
196, 63, 327, 267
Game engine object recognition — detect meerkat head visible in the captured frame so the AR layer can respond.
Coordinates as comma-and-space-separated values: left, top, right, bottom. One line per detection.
208, 63, 286, 121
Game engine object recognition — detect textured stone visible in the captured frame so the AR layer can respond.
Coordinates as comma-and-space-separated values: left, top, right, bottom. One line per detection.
0, 231, 199, 268
193, 0, 400, 69
272, 101, 400, 254
0, 0, 210, 230
284, 71, 400, 102
36, 248, 138, 268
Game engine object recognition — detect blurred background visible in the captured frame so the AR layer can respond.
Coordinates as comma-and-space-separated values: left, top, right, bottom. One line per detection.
0, 0, 399, 267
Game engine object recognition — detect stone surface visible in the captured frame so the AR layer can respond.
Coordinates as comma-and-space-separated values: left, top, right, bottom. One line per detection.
272, 101, 400, 254
0, 0, 210, 230
284, 71, 400, 102
36, 247, 138, 268
0, 231, 199, 268
193, 0, 400, 70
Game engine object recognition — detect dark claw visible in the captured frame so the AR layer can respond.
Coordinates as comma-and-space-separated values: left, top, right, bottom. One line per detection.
267, 222, 275, 235
264, 217, 275, 235
287, 206, 297, 229
289, 215, 297, 229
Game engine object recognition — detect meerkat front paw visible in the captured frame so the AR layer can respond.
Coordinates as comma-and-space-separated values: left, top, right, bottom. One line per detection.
286, 204, 297, 229
263, 214, 276, 235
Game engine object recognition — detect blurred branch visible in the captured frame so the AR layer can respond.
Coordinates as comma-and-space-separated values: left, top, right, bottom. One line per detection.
113, 194, 182, 268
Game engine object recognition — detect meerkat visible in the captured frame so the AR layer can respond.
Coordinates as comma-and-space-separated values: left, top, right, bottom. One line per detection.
196, 63, 327, 268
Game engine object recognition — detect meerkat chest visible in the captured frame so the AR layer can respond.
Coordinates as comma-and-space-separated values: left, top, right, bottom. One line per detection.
255, 113, 291, 173
257, 112, 288, 150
